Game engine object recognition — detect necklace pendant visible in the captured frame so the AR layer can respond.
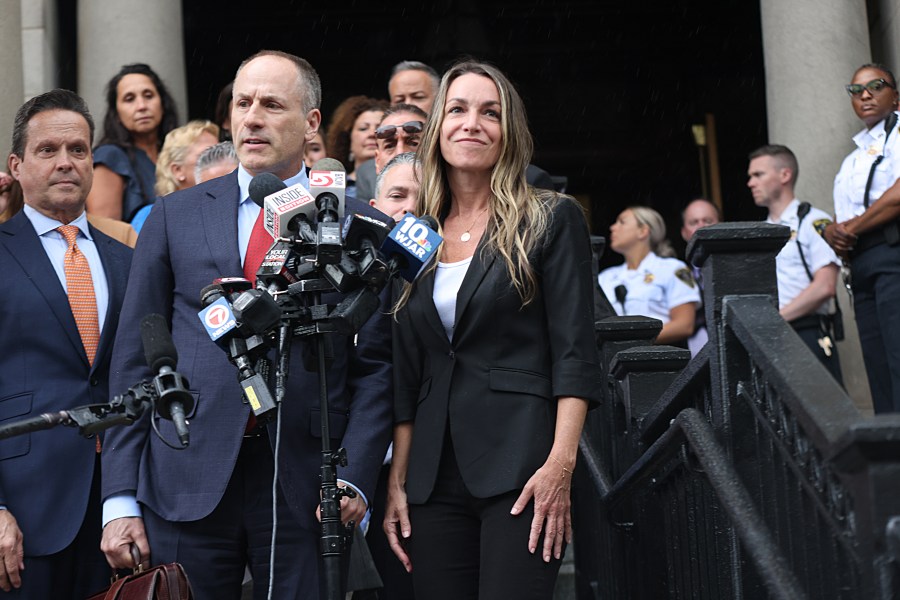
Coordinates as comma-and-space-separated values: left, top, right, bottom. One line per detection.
460, 231, 472, 243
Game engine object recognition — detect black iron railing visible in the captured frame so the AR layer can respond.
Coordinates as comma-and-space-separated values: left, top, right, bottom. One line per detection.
574, 223, 900, 600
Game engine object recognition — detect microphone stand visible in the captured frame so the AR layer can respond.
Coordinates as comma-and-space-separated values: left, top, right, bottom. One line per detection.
272, 281, 355, 600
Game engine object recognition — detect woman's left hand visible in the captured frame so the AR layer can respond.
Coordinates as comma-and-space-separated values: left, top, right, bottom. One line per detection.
510, 457, 573, 562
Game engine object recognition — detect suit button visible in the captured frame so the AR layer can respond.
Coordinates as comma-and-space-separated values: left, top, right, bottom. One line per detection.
90, 377, 99, 386
448, 350, 455, 359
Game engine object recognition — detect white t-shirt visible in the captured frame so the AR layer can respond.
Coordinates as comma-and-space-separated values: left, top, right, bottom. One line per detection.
433, 256, 473, 341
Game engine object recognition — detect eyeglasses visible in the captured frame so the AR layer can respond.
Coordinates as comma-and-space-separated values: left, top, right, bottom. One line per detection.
375, 121, 424, 140
845, 78, 896, 97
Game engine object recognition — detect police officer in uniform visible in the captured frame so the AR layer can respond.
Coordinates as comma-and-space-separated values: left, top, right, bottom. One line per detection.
825, 63, 900, 413
599, 206, 700, 345
747, 144, 843, 383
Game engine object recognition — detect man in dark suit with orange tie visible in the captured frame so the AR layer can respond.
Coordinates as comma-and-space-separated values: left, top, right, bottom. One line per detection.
0, 89, 132, 598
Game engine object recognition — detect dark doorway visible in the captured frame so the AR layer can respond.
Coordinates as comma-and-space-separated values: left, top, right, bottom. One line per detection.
182, 0, 769, 265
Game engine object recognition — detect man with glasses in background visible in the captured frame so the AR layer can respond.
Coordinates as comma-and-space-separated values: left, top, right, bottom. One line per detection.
826, 63, 900, 413
357, 104, 426, 205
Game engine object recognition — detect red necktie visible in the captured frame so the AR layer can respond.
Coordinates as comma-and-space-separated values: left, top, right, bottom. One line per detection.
57, 225, 100, 365
244, 208, 273, 281
242, 209, 272, 433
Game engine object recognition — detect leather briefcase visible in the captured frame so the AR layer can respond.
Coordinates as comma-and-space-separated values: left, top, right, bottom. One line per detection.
86, 546, 193, 600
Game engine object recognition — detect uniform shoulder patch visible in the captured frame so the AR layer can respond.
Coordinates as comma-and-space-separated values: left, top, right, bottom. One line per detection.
812, 218, 832, 238
675, 267, 695, 288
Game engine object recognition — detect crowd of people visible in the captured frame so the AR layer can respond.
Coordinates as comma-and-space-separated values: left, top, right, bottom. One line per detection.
0, 48, 899, 600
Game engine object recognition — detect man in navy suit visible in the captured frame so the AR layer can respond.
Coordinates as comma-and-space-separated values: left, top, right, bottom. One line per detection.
100, 50, 393, 599
0, 89, 132, 598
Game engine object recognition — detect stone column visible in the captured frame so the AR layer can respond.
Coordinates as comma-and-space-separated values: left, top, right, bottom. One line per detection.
760, 1, 870, 211
0, 0, 24, 156
759, 0, 873, 411
77, 0, 187, 132
872, 0, 900, 74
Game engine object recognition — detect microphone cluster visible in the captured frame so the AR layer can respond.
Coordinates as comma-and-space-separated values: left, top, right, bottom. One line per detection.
197, 159, 443, 419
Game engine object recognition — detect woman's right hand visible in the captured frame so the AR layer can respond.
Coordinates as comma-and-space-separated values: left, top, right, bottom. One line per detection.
383, 480, 413, 572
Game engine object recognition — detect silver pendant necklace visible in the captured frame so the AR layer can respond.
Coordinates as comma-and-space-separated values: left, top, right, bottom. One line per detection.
459, 207, 488, 243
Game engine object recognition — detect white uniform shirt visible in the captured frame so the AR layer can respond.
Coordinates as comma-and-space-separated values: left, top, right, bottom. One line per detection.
598, 252, 700, 322
833, 112, 900, 223
767, 199, 841, 314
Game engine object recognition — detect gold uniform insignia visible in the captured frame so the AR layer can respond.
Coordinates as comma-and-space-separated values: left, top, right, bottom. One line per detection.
644, 272, 654, 284
812, 218, 832, 238
675, 268, 695, 288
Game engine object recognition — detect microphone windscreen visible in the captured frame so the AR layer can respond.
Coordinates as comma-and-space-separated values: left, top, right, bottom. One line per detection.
249, 173, 286, 207
141, 313, 178, 372
200, 283, 226, 307
419, 215, 440, 230
311, 157, 346, 173
614, 285, 628, 305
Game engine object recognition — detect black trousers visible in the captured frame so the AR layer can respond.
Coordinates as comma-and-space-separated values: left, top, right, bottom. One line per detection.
851, 242, 900, 413
9, 456, 108, 600
407, 436, 563, 600
791, 321, 843, 386
143, 433, 321, 600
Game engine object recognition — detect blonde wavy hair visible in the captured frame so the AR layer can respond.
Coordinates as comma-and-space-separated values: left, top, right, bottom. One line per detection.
402, 60, 554, 309
155, 120, 219, 196
628, 206, 675, 258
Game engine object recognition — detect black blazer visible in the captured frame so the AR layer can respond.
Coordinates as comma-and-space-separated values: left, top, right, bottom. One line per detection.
394, 196, 601, 504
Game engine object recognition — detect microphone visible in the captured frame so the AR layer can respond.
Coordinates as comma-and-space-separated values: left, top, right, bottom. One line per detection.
309, 158, 346, 264
257, 240, 301, 294
140, 313, 193, 447
309, 158, 346, 224
380, 213, 443, 282
614, 284, 628, 313
197, 283, 280, 424
343, 213, 393, 286
250, 173, 317, 241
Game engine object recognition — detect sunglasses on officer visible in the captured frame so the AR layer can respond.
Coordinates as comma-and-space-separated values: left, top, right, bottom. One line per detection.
845, 78, 896, 97
375, 121, 425, 140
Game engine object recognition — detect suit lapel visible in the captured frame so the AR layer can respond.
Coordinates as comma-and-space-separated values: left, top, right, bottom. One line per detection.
415, 270, 449, 342
201, 173, 242, 276
453, 238, 496, 327
91, 227, 127, 372
0, 212, 88, 365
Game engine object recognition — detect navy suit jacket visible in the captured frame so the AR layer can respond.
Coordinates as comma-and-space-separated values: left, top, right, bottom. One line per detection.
101, 171, 393, 526
394, 196, 601, 504
0, 210, 131, 556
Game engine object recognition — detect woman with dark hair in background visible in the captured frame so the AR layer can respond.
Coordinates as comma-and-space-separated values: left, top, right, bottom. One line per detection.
86, 63, 178, 221
325, 95, 387, 197
214, 80, 233, 141
383, 60, 600, 600
598, 206, 700, 345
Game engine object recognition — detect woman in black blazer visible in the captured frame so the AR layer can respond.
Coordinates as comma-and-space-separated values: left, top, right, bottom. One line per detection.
383, 60, 601, 600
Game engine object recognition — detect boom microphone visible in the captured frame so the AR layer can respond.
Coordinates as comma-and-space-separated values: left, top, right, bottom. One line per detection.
140, 314, 193, 447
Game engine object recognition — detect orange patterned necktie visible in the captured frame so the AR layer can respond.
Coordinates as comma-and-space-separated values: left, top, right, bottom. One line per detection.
57, 225, 100, 365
